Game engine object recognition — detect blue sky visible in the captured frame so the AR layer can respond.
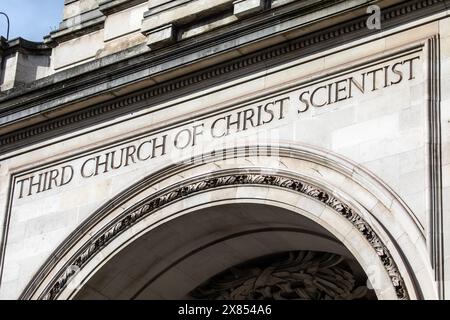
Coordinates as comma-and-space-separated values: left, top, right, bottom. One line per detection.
0, 0, 64, 42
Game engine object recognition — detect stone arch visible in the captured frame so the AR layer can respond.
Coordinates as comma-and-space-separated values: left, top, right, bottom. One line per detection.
20, 145, 436, 300
75, 202, 377, 300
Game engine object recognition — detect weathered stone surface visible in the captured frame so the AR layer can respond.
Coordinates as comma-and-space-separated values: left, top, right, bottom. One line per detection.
0, 0, 449, 301
144, 24, 175, 48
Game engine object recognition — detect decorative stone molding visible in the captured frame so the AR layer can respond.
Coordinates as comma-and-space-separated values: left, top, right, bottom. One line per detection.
37, 172, 409, 300
99, 0, 147, 15
190, 251, 371, 300
0, 38, 51, 55
141, 0, 234, 48
427, 35, 444, 298
233, 0, 264, 18
47, 2, 105, 44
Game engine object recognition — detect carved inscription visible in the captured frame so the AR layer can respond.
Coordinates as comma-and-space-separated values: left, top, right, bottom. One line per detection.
14, 55, 420, 200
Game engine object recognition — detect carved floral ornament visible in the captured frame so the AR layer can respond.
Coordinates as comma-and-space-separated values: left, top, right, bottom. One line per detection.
41, 173, 409, 300
190, 251, 373, 300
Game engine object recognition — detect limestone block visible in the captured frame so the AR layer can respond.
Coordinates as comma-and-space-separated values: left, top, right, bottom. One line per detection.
0, 53, 18, 91
271, 0, 296, 8
63, 0, 99, 20
141, 0, 234, 34
233, 0, 264, 17
104, 2, 147, 41
144, 24, 175, 49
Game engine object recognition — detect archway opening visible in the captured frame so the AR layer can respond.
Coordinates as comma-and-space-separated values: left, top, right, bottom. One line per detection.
191, 250, 374, 300
74, 203, 376, 300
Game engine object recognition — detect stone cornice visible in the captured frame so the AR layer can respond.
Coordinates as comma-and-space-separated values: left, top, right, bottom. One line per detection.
0, 37, 51, 56
191, 250, 372, 299
0, 0, 448, 155
141, 0, 234, 34
47, 1, 104, 44
428, 35, 444, 298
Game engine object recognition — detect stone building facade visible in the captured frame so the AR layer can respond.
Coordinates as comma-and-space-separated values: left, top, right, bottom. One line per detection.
0, 0, 449, 300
